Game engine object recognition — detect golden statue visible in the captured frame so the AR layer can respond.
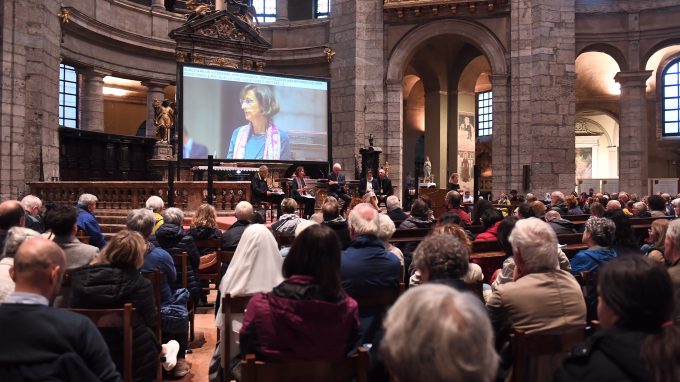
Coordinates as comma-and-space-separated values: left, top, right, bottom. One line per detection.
153, 98, 174, 143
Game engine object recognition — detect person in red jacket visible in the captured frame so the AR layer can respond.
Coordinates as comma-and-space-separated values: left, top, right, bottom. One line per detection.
474, 208, 503, 242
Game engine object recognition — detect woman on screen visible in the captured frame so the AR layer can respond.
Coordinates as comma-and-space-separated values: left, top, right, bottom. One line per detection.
227, 84, 291, 160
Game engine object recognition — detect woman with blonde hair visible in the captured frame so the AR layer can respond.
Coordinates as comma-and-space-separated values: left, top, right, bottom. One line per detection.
643, 218, 669, 263
69, 229, 182, 380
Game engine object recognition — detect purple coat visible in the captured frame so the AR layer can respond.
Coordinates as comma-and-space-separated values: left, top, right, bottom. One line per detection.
239, 275, 359, 362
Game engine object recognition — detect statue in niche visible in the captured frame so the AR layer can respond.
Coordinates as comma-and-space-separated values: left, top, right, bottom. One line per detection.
153, 98, 174, 144
423, 156, 432, 183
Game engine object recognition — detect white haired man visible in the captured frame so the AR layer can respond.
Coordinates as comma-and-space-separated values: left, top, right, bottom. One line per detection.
550, 191, 568, 214
328, 163, 352, 215
20, 195, 44, 233
75, 193, 106, 249
341, 203, 400, 345
664, 219, 680, 323
385, 195, 408, 224
382, 284, 498, 382
222, 201, 254, 250
487, 217, 585, 380
145, 195, 165, 234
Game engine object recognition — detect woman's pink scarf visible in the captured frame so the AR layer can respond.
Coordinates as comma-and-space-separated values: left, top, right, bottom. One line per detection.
232, 122, 281, 160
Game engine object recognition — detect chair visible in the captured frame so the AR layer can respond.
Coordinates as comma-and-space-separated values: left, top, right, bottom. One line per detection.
351, 288, 401, 308
220, 293, 253, 382
66, 303, 136, 382
141, 270, 164, 382
240, 347, 369, 382
171, 252, 195, 341
196, 238, 222, 293
510, 328, 585, 382
76, 229, 90, 244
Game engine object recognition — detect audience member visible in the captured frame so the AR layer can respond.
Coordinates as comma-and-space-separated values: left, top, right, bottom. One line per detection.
320, 198, 351, 249
556, 256, 680, 382
472, 198, 494, 224
377, 214, 403, 268
216, 224, 283, 359
487, 218, 585, 381
69, 230, 173, 380
145, 195, 165, 234
399, 199, 434, 229
381, 284, 498, 382
671, 198, 680, 218
43, 205, 99, 269
530, 200, 547, 219
0, 238, 120, 381
445, 190, 472, 225
550, 191, 569, 214
605, 199, 622, 212
412, 233, 470, 291
631, 201, 651, 217
240, 225, 360, 362
514, 204, 535, 219
76, 193, 107, 249
664, 219, 680, 323
589, 201, 605, 217
385, 195, 408, 225
221, 201, 253, 250
362, 191, 380, 211
643, 218, 669, 263
603, 209, 640, 253
150, 207, 202, 302
565, 194, 582, 215
341, 203, 400, 345
188, 203, 223, 275
20, 195, 44, 233
271, 198, 302, 236
474, 208, 503, 242
0, 227, 41, 302
0, 200, 25, 250
462, 190, 474, 204
648, 194, 668, 217
545, 210, 577, 235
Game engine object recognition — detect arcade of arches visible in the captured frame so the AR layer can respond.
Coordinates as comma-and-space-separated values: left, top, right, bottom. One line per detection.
2, 0, 680, 200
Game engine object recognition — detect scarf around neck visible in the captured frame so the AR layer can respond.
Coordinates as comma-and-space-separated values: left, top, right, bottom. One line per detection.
233, 122, 281, 160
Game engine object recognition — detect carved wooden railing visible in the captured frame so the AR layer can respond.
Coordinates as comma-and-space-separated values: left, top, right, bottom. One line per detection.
28, 181, 251, 211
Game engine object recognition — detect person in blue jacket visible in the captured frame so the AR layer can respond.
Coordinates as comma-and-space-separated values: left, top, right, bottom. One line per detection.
76, 193, 106, 249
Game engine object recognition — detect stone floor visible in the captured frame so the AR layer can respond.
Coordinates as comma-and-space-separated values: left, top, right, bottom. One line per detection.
174, 292, 218, 382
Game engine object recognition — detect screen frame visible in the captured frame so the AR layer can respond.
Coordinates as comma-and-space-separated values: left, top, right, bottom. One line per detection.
176, 62, 332, 166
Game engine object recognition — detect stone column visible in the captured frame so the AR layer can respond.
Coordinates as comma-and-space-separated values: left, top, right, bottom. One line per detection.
276, 0, 288, 21
490, 74, 511, 195
424, 90, 448, 186
142, 81, 168, 139
151, 0, 165, 10
386, 80, 403, 200
80, 68, 108, 132
509, 0, 576, 196
615, 70, 652, 196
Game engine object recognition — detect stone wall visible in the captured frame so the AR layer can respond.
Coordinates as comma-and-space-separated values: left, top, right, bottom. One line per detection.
0, 0, 61, 198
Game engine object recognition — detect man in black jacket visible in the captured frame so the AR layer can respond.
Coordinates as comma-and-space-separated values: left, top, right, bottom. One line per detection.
0, 238, 120, 382
222, 201, 253, 250
251, 165, 283, 218
386, 195, 408, 225
377, 169, 394, 206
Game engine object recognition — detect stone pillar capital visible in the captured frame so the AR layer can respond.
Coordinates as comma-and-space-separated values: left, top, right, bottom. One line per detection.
141, 80, 169, 91
614, 70, 653, 87
82, 68, 110, 79
488, 73, 509, 86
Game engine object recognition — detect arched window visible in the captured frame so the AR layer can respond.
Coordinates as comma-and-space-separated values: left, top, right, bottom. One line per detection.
59, 64, 78, 128
252, 0, 276, 23
315, 0, 330, 18
662, 57, 680, 136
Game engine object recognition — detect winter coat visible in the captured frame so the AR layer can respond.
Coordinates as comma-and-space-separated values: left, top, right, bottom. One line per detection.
240, 275, 360, 362
188, 226, 223, 256
69, 264, 159, 382
76, 206, 107, 249
548, 218, 577, 235
271, 214, 301, 236
398, 215, 435, 230
221, 220, 251, 250
322, 216, 351, 249
150, 223, 202, 302
474, 221, 502, 242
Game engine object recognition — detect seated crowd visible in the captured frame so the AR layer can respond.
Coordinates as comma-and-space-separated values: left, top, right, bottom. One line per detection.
0, 186, 679, 382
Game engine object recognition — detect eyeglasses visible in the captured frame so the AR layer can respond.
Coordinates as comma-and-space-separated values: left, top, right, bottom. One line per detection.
240, 98, 256, 107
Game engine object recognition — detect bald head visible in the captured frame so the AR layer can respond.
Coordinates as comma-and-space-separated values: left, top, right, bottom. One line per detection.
348, 203, 379, 237
544, 210, 561, 222
11, 238, 66, 301
606, 200, 621, 211
0, 200, 25, 230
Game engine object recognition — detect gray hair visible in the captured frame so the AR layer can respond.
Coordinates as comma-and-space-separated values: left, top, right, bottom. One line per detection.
377, 214, 396, 242
667, 219, 680, 253
145, 196, 164, 212
258, 165, 268, 171
162, 207, 184, 226
126, 208, 155, 238
234, 201, 254, 221
544, 210, 560, 222
294, 219, 317, 237
584, 216, 616, 247
508, 217, 559, 273
382, 284, 498, 382
606, 200, 621, 210
20, 195, 42, 210
2, 227, 41, 258
632, 201, 647, 212
446, 190, 462, 208
280, 198, 298, 214
413, 233, 469, 281
551, 191, 565, 202
78, 193, 98, 206
671, 198, 680, 208
348, 203, 379, 236
333, 163, 342, 170
386, 195, 401, 211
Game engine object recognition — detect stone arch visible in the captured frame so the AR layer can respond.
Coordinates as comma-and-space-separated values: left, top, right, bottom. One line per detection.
386, 19, 508, 83
642, 38, 680, 68
578, 43, 628, 71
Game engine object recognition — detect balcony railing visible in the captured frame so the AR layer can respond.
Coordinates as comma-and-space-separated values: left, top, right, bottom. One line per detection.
384, 0, 509, 18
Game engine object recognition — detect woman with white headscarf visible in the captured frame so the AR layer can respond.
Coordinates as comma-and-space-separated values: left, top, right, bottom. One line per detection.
215, 224, 283, 360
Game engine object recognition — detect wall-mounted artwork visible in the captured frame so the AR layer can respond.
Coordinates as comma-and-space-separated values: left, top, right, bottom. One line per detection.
457, 112, 475, 190
575, 147, 593, 179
